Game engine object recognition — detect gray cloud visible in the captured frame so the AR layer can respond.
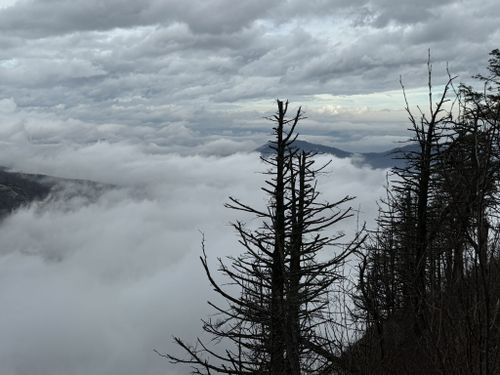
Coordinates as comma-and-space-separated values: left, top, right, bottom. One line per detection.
0, 0, 497, 152
0, 0, 276, 37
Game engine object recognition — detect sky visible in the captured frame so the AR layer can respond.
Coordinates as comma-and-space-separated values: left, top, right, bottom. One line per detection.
0, 1, 499, 374
0, 0, 499, 152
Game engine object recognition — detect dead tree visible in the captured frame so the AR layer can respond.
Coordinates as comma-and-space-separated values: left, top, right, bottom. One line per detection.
353, 50, 500, 375
166, 100, 364, 374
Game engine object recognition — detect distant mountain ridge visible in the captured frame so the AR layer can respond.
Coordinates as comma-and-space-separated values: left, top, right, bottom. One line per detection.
0, 167, 110, 218
256, 140, 417, 169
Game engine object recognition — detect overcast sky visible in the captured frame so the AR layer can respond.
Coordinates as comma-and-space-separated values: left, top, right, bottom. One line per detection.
0, 0, 499, 152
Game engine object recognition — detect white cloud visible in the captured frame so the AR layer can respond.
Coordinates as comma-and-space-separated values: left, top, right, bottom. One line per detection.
0, 97, 16, 113
0, 137, 387, 375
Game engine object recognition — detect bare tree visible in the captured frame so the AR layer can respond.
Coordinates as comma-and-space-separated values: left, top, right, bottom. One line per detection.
352, 50, 500, 375
164, 100, 364, 374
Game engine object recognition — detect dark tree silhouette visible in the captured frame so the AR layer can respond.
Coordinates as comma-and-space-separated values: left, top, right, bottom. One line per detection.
165, 100, 364, 375
352, 50, 500, 375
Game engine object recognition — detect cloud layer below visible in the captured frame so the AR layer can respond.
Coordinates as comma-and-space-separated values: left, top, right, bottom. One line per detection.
0, 138, 387, 375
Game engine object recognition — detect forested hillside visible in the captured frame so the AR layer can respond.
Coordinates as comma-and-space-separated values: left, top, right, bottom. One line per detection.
350, 50, 500, 374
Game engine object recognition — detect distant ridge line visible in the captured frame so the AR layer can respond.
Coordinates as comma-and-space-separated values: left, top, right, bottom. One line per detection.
256, 140, 417, 169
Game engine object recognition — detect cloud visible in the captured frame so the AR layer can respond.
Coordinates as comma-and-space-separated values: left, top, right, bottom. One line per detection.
0, 0, 497, 152
0, 2, 497, 373
0, 97, 17, 113
0, 0, 275, 38
0, 137, 388, 375
0, 57, 106, 86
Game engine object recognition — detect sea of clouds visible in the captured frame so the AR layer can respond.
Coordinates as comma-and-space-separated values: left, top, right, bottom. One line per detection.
0, 101, 388, 375
0, 0, 497, 371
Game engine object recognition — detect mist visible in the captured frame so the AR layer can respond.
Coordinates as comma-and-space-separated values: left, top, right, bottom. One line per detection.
0, 138, 387, 375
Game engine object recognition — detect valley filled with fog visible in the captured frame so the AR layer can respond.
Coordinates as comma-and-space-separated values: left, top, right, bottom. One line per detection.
1, 0, 497, 372
0, 135, 387, 375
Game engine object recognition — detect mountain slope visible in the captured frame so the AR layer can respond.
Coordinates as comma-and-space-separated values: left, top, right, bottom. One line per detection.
0, 168, 110, 217
0, 168, 53, 217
